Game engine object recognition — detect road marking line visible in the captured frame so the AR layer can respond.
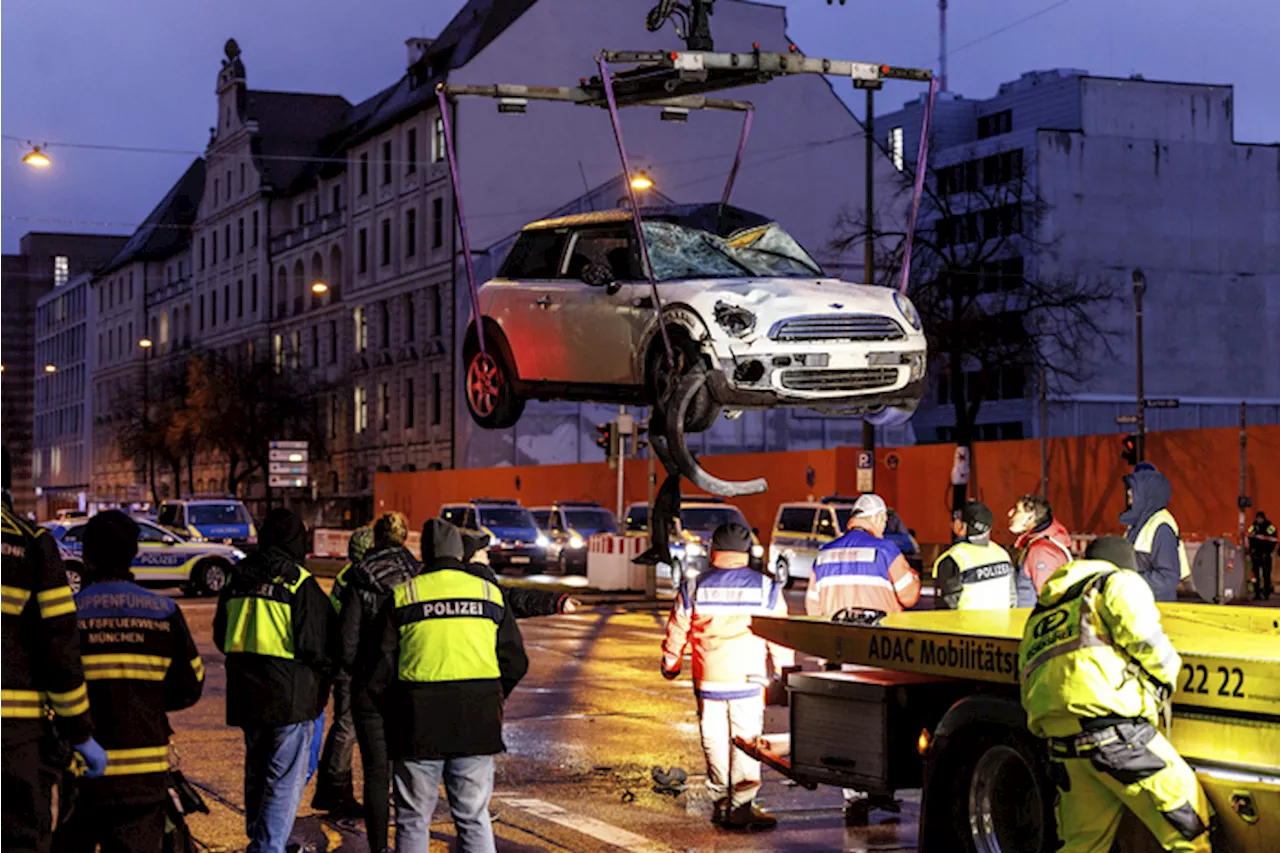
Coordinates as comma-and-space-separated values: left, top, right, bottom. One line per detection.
495, 795, 667, 851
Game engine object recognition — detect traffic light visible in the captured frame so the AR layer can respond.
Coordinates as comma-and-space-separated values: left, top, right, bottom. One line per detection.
596, 422, 618, 470
634, 422, 650, 457
1121, 434, 1138, 466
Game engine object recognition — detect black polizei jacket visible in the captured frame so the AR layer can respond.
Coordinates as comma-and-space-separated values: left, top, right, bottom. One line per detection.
337, 543, 421, 686
461, 532, 567, 618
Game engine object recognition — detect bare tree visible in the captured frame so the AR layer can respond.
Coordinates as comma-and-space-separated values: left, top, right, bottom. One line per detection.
834, 150, 1116, 506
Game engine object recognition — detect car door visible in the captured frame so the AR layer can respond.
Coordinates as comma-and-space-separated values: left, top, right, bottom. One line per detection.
135, 520, 188, 583
488, 227, 570, 381
537, 225, 645, 385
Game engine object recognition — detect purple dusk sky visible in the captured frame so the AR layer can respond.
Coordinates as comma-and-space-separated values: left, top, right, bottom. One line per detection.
3, 0, 1275, 253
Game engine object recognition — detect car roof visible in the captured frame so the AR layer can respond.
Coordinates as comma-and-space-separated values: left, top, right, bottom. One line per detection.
523, 203, 773, 237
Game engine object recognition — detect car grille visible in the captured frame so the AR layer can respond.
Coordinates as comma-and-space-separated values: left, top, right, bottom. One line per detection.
779, 367, 899, 392
769, 314, 906, 342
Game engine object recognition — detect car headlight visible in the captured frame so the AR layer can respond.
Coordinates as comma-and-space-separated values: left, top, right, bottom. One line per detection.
713, 300, 756, 337
535, 534, 549, 548
568, 535, 585, 549
685, 543, 705, 557
751, 544, 764, 559
231, 548, 247, 561
894, 291, 922, 330
489, 534, 499, 547
907, 351, 927, 382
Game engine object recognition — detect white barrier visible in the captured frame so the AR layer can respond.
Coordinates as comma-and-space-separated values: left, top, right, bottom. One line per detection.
586, 534, 648, 591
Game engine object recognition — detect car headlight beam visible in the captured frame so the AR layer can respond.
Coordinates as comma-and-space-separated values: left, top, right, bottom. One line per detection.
535, 534, 549, 548
568, 534, 585, 549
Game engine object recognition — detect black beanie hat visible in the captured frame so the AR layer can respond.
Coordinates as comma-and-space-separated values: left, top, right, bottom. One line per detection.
710, 523, 752, 554
1085, 535, 1138, 571
260, 508, 308, 563
82, 510, 140, 580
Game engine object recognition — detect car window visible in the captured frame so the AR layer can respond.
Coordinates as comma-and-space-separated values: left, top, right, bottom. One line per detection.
885, 511, 907, 536
564, 508, 617, 534
62, 524, 86, 543
550, 511, 566, 532
478, 507, 536, 529
562, 227, 640, 281
157, 503, 182, 526
532, 510, 551, 529
776, 507, 816, 534
834, 508, 853, 532
137, 521, 173, 543
680, 506, 748, 533
817, 509, 843, 536
643, 220, 823, 281
499, 228, 569, 279
188, 503, 250, 525
625, 505, 649, 532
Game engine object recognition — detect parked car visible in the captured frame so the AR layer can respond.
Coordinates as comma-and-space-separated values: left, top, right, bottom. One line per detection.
157, 494, 257, 549
50, 516, 244, 596
440, 499, 547, 574
768, 496, 922, 588
658, 499, 764, 590
531, 501, 618, 575
461, 204, 927, 432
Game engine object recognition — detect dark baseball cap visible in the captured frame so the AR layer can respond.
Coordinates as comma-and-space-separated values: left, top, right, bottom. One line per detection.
710, 523, 752, 554
1085, 535, 1137, 571
958, 500, 994, 536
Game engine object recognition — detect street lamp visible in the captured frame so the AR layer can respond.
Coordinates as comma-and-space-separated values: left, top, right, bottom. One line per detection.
138, 338, 153, 349
311, 281, 329, 295
23, 146, 51, 168
1132, 268, 1147, 463
630, 172, 654, 191
44, 363, 57, 373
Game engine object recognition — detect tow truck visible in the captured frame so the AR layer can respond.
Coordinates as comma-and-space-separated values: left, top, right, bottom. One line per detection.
736, 606, 1279, 852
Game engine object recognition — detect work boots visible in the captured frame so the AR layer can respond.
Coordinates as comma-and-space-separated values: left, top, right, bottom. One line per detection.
722, 801, 777, 831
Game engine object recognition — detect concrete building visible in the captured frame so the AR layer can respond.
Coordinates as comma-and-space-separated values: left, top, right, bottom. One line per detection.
33, 272, 97, 517
876, 70, 1280, 444
3, 233, 126, 517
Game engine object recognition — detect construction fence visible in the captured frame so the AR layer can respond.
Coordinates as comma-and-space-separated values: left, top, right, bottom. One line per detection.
373, 425, 1280, 553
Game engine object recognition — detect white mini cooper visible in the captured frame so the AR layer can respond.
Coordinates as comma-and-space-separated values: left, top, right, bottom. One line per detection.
463, 204, 926, 432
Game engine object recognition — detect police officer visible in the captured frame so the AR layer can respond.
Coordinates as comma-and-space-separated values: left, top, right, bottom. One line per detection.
367, 519, 527, 853
1120, 462, 1188, 602
214, 508, 331, 853
1019, 535, 1209, 852
54, 511, 204, 853
661, 523, 792, 831
934, 500, 1016, 610
2, 448, 105, 851
1247, 511, 1277, 601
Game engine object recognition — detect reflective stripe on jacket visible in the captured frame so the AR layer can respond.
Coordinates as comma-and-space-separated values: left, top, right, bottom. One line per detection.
936, 541, 1016, 610
1019, 559, 1180, 739
221, 568, 312, 659
393, 567, 505, 684
1132, 509, 1190, 580
662, 567, 793, 700
806, 528, 920, 617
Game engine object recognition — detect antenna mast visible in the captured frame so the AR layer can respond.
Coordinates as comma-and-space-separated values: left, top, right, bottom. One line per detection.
939, 0, 948, 92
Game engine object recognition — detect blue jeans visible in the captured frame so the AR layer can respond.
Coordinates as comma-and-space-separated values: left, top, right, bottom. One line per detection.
244, 720, 315, 853
393, 755, 496, 853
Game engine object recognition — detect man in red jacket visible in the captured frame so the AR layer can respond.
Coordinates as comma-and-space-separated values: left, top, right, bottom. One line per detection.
1007, 495, 1074, 607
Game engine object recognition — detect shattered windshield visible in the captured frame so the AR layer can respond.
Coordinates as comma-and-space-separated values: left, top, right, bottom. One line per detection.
643, 221, 823, 281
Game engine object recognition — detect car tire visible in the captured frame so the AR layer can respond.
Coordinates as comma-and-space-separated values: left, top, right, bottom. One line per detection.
191, 559, 228, 597
647, 332, 718, 435
463, 330, 525, 430
924, 725, 1057, 853
775, 556, 793, 589
64, 562, 83, 595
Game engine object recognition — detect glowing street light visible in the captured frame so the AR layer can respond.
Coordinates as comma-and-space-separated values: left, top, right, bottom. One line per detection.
630, 172, 654, 191
44, 363, 57, 373
138, 338, 153, 349
23, 146, 51, 168
311, 281, 329, 294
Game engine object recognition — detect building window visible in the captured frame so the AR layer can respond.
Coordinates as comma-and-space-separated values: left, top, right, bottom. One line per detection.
378, 382, 390, 431
289, 330, 300, 369
380, 301, 391, 348
382, 140, 392, 185
889, 127, 904, 171
212, 232, 218, 264
239, 163, 245, 192
354, 307, 367, 353
199, 238, 206, 269
978, 109, 1013, 140
432, 117, 445, 162
54, 256, 69, 287
405, 208, 417, 258
225, 225, 231, 259
199, 295, 205, 330
211, 291, 218, 328
359, 153, 369, 195
432, 198, 444, 248
297, 203, 306, 227
251, 273, 258, 314
237, 280, 244, 317
431, 372, 442, 425
431, 285, 442, 337
358, 228, 368, 273
328, 396, 339, 439
404, 378, 417, 428
236, 217, 244, 254
226, 170, 231, 200
405, 293, 416, 342
332, 184, 341, 213
224, 285, 231, 322
329, 320, 338, 364
273, 334, 284, 372
252, 211, 259, 247
354, 386, 368, 433
214, 178, 220, 204
406, 128, 418, 173
381, 219, 392, 267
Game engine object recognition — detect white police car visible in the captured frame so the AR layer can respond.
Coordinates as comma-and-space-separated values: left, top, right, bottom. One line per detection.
50, 516, 245, 596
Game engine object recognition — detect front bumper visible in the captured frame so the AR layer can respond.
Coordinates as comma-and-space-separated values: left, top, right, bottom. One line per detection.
489, 544, 547, 572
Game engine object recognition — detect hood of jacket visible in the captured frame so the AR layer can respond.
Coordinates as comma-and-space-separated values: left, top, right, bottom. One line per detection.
1036, 559, 1115, 607
349, 544, 421, 593
421, 518, 465, 565
1015, 518, 1071, 551
1119, 463, 1171, 530
462, 531, 489, 564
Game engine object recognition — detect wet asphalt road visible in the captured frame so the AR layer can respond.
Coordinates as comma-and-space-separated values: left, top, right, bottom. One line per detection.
172, 583, 920, 852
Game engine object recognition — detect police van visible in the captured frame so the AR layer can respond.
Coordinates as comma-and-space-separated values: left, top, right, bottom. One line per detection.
157, 495, 256, 548
439, 499, 547, 574
768, 496, 921, 587
51, 516, 245, 596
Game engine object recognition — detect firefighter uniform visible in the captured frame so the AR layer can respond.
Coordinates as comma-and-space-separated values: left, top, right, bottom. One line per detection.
1019, 537, 1210, 853
934, 502, 1016, 610
55, 578, 204, 853
2, 499, 95, 852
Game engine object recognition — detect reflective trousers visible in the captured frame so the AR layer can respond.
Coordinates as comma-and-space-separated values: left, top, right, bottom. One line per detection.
1054, 724, 1210, 853
697, 693, 763, 809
